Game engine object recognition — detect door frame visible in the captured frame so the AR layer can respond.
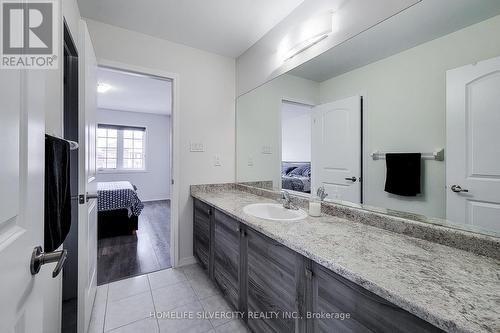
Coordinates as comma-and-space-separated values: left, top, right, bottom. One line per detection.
279, 98, 315, 196
62, 19, 80, 333
94, 59, 181, 267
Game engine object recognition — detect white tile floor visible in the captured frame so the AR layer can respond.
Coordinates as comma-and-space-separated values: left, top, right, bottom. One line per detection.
88, 264, 250, 333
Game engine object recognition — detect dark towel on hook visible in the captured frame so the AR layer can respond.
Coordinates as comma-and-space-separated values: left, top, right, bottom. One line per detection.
44, 134, 71, 252
384, 153, 421, 196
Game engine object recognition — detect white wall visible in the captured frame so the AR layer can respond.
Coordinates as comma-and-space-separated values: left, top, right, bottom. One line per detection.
96, 109, 171, 201
85, 19, 235, 264
319, 14, 500, 218
281, 102, 312, 162
237, 74, 318, 187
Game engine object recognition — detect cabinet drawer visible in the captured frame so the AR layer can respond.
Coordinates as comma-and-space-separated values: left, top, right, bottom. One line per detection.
312, 263, 443, 333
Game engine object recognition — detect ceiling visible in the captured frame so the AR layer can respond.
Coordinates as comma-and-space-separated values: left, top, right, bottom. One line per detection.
289, 0, 500, 82
78, 0, 305, 58
97, 67, 172, 115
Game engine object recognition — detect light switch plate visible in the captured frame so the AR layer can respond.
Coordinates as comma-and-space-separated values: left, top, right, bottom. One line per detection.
190, 142, 205, 152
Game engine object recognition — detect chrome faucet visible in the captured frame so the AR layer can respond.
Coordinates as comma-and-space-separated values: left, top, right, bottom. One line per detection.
281, 190, 298, 210
317, 186, 328, 201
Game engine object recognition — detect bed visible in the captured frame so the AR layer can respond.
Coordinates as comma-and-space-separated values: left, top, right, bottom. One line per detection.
281, 162, 311, 193
97, 181, 144, 239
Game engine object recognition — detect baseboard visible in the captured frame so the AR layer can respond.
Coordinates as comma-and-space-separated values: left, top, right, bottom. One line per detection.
142, 197, 170, 203
177, 256, 197, 267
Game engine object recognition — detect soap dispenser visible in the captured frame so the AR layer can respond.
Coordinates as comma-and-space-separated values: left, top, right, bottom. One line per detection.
309, 186, 328, 217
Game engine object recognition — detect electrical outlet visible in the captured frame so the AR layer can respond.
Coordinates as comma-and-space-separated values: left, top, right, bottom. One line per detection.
247, 157, 254, 166
190, 142, 205, 152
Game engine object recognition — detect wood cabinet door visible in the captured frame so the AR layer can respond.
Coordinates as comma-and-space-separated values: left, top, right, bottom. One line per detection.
246, 228, 303, 333
312, 263, 443, 333
213, 210, 241, 309
193, 199, 212, 271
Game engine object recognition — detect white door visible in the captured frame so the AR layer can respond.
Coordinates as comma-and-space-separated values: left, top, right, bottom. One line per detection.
77, 20, 98, 333
446, 56, 500, 233
311, 96, 362, 203
0, 49, 62, 333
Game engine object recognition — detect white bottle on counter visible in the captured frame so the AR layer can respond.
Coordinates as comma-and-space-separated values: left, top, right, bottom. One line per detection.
309, 198, 322, 217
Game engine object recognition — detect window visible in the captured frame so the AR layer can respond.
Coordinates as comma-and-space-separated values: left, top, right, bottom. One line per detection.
97, 124, 146, 171
97, 127, 118, 169
123, 129, 145, 169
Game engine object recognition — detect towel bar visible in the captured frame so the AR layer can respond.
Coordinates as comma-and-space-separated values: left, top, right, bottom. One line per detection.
45, 134, 79, 150
370, 148, 444, 161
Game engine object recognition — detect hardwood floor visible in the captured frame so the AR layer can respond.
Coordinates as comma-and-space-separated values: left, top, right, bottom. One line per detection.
97, 200, 171, 285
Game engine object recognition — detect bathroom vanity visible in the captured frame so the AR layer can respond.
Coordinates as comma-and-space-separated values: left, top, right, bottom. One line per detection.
191, 184, 500, 333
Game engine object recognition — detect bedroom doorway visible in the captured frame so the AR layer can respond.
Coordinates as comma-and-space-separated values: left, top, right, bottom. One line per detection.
95, 65, 176, 285
281, 100, 313, 195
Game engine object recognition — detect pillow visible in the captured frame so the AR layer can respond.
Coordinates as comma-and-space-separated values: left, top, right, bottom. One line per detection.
289, 164, 311, 177
282, 165, 297, 175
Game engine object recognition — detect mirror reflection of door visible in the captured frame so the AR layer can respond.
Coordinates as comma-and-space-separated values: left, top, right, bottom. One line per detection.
311, 96, 362, 203
281, 100, 313, 195
446, 56, 500, 233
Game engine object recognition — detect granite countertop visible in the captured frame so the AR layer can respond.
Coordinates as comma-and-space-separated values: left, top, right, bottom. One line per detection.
191, 186, 500, 333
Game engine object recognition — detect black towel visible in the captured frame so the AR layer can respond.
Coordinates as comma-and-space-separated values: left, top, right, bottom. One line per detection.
384, 153, 421, 196
44, 135, 71, 252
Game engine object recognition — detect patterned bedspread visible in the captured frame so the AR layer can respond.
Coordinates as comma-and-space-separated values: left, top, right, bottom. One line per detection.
282, 175, 311, 193
97, 181, 144, 216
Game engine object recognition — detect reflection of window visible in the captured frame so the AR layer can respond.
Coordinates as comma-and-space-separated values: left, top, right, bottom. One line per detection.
97, 124, 146, 171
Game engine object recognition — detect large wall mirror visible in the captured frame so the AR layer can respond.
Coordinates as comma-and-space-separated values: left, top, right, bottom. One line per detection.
236, 7, 500, 237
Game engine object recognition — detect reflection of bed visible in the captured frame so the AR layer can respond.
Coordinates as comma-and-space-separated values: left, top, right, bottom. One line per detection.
97, 181, 144, 239
281, 162, 311, 193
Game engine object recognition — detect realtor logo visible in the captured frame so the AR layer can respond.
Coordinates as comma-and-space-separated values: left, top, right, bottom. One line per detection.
1, 0, 59, 69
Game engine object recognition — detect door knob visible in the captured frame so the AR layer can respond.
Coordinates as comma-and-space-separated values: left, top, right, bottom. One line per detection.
30, 246, 68, 278
345, 177, 357, 182
451, 185, 469, 193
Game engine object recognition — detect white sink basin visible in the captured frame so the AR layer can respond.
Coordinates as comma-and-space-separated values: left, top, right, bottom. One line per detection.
243, 203, 307, 221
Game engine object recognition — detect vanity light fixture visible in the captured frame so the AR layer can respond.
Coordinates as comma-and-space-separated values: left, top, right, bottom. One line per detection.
283, 11, 334, 61
97, 82, 112, 93
284, 34, 329, 60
